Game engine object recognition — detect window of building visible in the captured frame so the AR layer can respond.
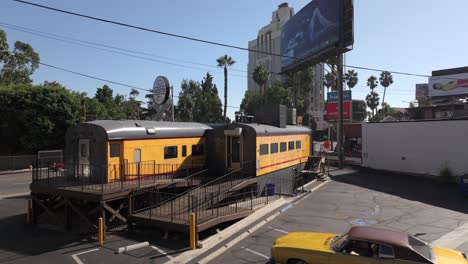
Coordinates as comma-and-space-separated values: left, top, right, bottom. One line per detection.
295, 140, 302, 150
270, 143, 278, 154
192, 144, 204, 156
134, 149, 141, 163
182, 146, 187, 157
260, 144, 269, 155
110, 143, 120, 158
164, 146, 178, 159
280, 142, 287, 152
288, 141, 295, 151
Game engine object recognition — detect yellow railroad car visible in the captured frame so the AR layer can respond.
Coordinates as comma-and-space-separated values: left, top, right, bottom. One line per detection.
65, 120, 217, 183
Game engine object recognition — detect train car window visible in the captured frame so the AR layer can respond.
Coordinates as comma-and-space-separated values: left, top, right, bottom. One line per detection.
280, 142, 287, 152
134, 149, 141, 163
80, 144, 88, 157
295, 140, 302, 150
288, 141, 295, 151
182, 146, 187, 157
260, 144, 269, 155
270, 143, 278, 154
164, 146, 178, 159
110, 143, 120, 158
192, 144, 204, 156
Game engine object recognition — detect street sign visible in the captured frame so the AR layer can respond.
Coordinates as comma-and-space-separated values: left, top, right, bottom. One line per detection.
325, 90, 352, 121
327, 90, 352, 102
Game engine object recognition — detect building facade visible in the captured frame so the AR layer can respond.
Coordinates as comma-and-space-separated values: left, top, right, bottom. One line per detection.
247, 3, 293, 91
247, 3, 325, 129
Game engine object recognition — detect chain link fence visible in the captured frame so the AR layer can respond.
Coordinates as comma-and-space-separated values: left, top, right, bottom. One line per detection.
0, 155, 36, 171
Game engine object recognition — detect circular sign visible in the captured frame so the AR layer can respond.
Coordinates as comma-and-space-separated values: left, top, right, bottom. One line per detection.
323, 140, 330, 150
153, 76, 170, 105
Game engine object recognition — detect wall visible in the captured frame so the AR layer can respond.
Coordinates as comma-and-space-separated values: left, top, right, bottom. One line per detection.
362, 120, 468, 177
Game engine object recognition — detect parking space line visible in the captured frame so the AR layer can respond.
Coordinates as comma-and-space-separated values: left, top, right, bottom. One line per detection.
71, 248, 99, 264
268, 227, 288, 234
151, 245, 173, 260
241, 247, 269, 260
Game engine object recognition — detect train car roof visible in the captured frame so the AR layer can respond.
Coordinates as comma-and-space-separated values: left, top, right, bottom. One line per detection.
86, 120, 222, 140
235, 122, 311, 136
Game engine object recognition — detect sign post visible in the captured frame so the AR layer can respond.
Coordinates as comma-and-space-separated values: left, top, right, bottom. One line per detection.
152, 76, 173, 121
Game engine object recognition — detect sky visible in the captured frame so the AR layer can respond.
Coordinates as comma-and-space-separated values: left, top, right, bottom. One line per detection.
2, 0, 468, 120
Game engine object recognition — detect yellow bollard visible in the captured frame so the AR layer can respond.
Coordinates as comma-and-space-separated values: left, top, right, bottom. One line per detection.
98, 217, 104, 246
26, 199, 32, 224
189, 213, 197, 250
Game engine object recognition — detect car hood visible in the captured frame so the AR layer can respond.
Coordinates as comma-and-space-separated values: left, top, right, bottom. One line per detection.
273, 232, 336, 253
433, 246, 467, 264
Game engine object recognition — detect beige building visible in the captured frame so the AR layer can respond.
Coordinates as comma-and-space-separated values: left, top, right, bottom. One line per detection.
247, 3, 325, 129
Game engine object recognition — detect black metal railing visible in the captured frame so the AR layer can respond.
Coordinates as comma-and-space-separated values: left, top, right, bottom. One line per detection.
32, 160, 205, 193
129, 164, 312, 225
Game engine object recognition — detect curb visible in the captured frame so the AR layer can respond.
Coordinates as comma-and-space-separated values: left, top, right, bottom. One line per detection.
194, 180, 330, 264
0, 169, 32, 175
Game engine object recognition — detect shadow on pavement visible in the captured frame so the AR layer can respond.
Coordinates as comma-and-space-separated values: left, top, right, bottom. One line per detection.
0, 214, 92, 263
332, 169, 468, 214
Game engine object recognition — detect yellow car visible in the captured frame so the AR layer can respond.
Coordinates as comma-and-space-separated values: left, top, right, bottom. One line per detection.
270, 226, 467, 264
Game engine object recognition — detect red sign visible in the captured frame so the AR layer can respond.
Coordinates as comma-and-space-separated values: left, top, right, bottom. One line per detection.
323, 140, 330, 150
325, 101, 351, 120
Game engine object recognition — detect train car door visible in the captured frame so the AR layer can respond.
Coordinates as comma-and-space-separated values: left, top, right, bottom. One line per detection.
225, 128, 242, 170
78, 139, 90, 177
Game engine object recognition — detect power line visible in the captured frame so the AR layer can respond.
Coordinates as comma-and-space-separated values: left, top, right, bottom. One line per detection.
0, 23, 249, 79
13, 0, 436, 79
0, 47, 241, 109
0, 21, 250, 74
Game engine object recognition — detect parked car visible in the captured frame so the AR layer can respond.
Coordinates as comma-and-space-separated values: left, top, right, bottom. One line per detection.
270, 226, 467, 264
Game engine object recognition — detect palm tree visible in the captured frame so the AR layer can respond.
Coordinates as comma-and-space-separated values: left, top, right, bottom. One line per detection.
323, 72, 337, 92
367, 75, 378, 91
379, 71, 393, 109
344, 70, 358, 89
253, 64, 269, 96
366, 90, 380, 119
217, 55, 236, 122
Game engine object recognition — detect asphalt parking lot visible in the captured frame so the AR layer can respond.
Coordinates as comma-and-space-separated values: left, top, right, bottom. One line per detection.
204, 170, 468, 264
1, 169, 467, 264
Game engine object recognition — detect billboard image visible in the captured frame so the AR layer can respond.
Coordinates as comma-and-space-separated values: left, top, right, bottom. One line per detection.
415, 83, 428, 101
428, 72, 468, 97
281, 0, 342, 70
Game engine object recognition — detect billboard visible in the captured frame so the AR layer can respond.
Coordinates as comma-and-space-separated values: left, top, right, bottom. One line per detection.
428, 72, 468, 97
325, 90, 352, 120
415, 83, 428, 101
281, 0, 353, 71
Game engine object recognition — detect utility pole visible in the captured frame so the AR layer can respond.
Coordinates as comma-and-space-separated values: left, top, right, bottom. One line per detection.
171, 85, 174, 122
337, 54, 344, 169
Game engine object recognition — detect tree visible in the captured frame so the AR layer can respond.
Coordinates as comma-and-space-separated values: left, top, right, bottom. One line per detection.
324, 72, 337, 92
367, 75, 378, 91
352, 100, 367, 121
130, 88, 139, 99
216, 55, 236, 122
177, 79, 201, 121
95, 85, 113, 104
252, 64, 269, 96
0, 40, 40, 85
0, 30, 9, 64
379, 71, 393, 111
366, 90, 380, 120
196, 73, 224, 123
344, 70, 358, 89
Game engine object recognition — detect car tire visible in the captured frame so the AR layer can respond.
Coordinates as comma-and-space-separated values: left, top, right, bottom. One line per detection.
287, 259, 308, 264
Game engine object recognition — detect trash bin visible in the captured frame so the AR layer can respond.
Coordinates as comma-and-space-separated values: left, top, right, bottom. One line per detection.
462, 175, 468, 198
266, 183, 275, 196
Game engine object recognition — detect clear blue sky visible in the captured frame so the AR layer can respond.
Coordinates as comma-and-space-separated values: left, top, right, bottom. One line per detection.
2, 0, 468, 119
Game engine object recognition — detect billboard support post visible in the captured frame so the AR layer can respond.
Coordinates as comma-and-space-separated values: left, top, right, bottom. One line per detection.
337, 54, 344, 169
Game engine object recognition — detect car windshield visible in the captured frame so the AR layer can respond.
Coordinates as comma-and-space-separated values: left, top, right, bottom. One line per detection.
409, 235, 433, 261
331, 233, 349, 252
